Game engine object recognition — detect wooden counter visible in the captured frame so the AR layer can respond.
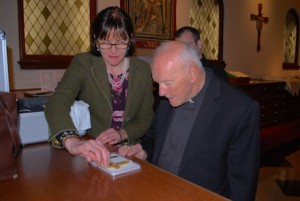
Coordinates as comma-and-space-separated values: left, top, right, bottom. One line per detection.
0, 143, 229, 201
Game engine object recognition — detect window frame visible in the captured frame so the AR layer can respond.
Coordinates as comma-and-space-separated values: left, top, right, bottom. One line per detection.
189, 0, 225, 68
17, 0, 96, 69
282, 9, 300, 70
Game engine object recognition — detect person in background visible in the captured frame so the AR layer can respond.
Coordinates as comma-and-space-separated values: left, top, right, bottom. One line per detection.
119, 41, 260, 201
45, 6, 153, 167
174, 26, 228, 82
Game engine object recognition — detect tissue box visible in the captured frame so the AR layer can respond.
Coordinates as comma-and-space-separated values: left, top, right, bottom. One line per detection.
18, 111, 49, 145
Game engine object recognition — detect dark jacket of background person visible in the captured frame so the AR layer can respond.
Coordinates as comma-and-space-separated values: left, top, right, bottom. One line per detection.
201, 54, 228, 82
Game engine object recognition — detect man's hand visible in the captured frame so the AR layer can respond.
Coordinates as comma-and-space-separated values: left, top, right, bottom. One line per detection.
118, 143, 147, 160
96, 128, 123, 145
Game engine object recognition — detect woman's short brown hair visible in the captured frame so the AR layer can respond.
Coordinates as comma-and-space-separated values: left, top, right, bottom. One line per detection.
91, 6, 135, 56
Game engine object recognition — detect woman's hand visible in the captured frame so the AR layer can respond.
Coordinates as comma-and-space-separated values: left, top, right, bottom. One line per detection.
64, 137, 110, 167
118, 143, 147, 161
96, 128, 123, 145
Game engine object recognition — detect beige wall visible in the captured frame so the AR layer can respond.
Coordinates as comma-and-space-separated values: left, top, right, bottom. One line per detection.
223, 0, 300, 79
0, 0, 299, 90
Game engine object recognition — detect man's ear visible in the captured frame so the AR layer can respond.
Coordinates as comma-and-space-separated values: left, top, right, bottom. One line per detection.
190, 66, 198, 83
197, 39, 202, 50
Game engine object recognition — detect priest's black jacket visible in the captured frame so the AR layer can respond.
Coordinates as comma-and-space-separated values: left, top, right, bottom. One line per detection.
141, 69, 260, 201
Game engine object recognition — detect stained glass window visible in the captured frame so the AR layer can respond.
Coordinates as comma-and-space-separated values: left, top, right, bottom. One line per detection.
282, 9, 299, 70
283, 12, 297, 63
189, 0, 223, 61
18, 0, 96, 69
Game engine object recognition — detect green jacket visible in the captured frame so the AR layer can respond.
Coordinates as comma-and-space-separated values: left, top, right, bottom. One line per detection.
45, 52, 154, 144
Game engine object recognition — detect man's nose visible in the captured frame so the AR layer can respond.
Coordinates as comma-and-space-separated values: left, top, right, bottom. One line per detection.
159, 86, 166, 96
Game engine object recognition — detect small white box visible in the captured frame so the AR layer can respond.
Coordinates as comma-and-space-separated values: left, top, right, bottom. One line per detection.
18, 111, 49, 145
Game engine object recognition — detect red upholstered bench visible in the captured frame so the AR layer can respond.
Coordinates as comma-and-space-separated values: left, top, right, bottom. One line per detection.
260, 118, 300, 154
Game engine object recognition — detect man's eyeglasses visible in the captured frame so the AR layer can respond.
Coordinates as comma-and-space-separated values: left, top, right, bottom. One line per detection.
99, 42, 129, 49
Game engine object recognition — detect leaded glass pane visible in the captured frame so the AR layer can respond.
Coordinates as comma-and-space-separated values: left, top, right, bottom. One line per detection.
283, 11, 297, 63
190, 0, 219, 60
23, 0, 91, 55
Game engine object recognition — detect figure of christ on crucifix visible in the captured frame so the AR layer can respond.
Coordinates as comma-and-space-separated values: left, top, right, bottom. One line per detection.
251, 3, 269, 51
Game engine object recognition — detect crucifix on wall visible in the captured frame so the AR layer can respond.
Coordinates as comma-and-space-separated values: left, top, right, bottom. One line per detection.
250, 3, 269, 51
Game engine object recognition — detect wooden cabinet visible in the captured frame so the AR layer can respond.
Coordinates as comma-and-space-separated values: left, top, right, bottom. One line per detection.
234, 80, 300, 127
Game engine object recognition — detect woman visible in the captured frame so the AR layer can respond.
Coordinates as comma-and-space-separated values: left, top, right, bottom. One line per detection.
45, 7, 154, 167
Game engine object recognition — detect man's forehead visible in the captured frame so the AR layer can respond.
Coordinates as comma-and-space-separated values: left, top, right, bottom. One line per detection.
152, 59, 181, 78
177, 37, 195, 44
152, 56, 177, 71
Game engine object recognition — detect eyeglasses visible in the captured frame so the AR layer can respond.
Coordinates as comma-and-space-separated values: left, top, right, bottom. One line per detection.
99, 42, 129, 49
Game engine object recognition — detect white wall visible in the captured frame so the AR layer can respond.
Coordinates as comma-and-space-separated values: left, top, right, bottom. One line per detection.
0, 0, 299, 90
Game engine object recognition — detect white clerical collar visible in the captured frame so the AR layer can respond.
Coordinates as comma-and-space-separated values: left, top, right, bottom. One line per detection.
187, 99, 194, 104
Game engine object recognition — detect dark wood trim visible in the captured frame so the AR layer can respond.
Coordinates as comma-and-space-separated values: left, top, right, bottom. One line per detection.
282, 62, 300, 70
218, 0, 224, 62
18, 55, 73, 69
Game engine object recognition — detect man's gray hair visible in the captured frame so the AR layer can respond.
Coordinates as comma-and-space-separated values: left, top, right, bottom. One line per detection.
153, 41, 203, 70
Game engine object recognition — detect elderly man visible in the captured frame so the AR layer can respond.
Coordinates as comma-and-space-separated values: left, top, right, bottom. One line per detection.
119, 41, 260, 201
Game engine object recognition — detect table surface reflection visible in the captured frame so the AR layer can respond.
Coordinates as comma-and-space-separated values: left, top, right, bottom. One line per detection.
0, 143, 229, 201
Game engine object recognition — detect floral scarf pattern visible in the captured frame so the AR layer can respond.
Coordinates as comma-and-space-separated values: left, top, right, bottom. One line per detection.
108, 70, 129, 130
